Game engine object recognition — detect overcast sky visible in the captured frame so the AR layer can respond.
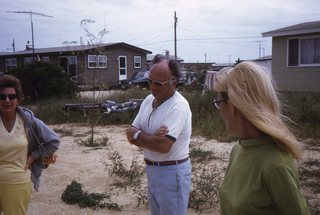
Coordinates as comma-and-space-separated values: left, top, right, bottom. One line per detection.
1, 0, 319, 63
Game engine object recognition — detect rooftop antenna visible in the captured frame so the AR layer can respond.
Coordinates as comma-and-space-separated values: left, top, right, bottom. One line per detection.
6, 10, 53, 59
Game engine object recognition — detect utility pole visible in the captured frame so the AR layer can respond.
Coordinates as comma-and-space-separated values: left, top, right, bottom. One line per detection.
174, 11, 178, 61
12, 38, 15, 52
7, 11, 53, 59
258, 40, 262, 58
228, 55, 232, 66
256, 40, 266, 59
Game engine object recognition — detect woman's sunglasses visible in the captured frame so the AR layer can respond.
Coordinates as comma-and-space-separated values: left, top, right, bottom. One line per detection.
0, 94, 18, 101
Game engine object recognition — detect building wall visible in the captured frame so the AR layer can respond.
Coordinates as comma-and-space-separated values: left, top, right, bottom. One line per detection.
80, 46, 148, 86
272, 34, 320, 92
0, 44, 149, 87
181, 62, 213, 72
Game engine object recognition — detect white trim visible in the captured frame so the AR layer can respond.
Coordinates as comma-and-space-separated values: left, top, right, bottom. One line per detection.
118, 56, 127, 80
87, 54, 107, 68
88, 55, 97, 68
263, 28, 320, 37
134, 56, 142, 68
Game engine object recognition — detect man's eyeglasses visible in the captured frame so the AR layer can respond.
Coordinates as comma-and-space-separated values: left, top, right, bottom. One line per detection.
0, 94, 18, 101
147, 77, 174, 87
212, 98, 228, 109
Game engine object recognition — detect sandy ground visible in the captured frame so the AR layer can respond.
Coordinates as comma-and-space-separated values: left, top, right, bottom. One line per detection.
27, 124, 319, 215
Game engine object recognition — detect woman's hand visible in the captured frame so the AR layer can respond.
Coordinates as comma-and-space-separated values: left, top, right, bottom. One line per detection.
24, 155, 36, 171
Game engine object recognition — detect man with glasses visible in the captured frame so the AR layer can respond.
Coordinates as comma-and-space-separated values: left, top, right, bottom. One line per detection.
126, 56, 192, 215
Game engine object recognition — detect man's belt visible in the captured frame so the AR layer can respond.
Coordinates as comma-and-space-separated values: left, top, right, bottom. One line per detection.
144, 157, 189, 166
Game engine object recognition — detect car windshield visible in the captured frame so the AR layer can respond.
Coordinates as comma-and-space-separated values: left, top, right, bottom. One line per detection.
132, 71, 147, 80
136, 72, 145, 79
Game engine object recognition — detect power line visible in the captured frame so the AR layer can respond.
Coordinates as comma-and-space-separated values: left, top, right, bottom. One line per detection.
125, 25, 173, 43
178, 25, 261, 40
177, 25, 263, 49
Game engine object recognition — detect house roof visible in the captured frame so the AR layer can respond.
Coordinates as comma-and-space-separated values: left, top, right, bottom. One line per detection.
147, 54, 184, 62
252, 55, 272, 61
0, 42, 152, 56
262, 21, 320, 37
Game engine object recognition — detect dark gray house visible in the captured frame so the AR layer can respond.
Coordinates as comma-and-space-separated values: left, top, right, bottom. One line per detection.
0, 42, 152, 87
262, 21, 320, 92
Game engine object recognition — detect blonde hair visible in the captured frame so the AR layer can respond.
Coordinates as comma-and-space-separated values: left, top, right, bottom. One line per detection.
214, 61, 302, 158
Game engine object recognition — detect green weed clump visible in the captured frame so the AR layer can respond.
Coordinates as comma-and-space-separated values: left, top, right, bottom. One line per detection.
105, 151, 147, 208
188, 165, 223, 212
61, 180, 121, 210
107, 151, 144, 190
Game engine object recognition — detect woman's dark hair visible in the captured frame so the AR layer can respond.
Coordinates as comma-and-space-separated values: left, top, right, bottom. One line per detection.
0, 75, 24, 99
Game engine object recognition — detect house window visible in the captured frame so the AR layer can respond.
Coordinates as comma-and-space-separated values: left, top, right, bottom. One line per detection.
288, 37, 320, 66
88, 55, 97, 68
88, 55, 107, 68
24, 57, 36, 64
300, 38, 320, 65
134, 56, 141, 68
98, 55, 107, 68
42, 56, 49, 62
5, 58, 17, 71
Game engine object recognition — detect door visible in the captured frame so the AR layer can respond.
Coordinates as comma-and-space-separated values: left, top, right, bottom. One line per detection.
68, 56, 78, 83
118, 56, 127, 81
59, 56, 78, 83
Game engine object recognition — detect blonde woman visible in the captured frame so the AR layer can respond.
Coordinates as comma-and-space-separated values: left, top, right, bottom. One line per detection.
214, 62, 309, 215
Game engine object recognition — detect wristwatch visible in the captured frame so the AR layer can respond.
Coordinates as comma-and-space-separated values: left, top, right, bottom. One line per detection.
133, 130, 142, 140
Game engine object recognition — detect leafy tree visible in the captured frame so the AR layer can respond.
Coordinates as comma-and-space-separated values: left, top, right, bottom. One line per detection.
8, 61, 78, 100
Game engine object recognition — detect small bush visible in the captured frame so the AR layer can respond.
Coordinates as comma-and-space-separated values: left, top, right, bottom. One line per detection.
189, 165, 223, 212
53, 126, 73, 137
61, 180, 121, 210
132, 183, 148, 208
107, 151, 144, 190
77, 135, 110, 147
189, 141, 219, 163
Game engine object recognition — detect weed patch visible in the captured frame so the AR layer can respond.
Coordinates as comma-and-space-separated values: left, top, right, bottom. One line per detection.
107, 151, 144, 190
61, 181, 121, 210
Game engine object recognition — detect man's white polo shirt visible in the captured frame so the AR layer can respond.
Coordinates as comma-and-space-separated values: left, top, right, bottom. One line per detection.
132, 91, 192, 161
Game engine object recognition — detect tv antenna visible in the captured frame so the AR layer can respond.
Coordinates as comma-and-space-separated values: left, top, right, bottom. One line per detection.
6, 10, 53, 58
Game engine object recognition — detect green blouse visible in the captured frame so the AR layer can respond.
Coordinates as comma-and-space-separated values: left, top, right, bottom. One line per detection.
220, 135, 309, 215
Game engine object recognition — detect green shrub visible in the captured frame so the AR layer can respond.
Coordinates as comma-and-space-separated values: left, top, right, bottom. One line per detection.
8, 61, 78, 100
61, 180, 121, 210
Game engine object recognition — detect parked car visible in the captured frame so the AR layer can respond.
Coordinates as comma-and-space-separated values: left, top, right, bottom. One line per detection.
177, 71, 188, 87
119, 70, 189, 90
119, 71, 149, 90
